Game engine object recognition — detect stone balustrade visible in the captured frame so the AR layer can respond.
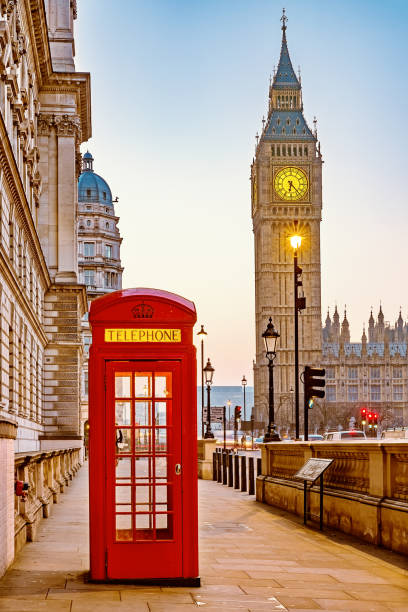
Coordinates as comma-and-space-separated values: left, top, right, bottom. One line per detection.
257, 441, 408, 555
14, 448, 82, 554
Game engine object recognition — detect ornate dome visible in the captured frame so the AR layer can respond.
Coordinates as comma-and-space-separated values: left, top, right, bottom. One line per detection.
78, 151, 113, 205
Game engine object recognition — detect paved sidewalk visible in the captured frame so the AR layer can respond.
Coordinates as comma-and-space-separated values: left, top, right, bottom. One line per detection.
1, 464, 408, 611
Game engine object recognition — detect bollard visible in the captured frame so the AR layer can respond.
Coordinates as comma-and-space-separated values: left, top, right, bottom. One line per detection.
248, 456, 255, 495
240, 455, 247, 492
234, 453, 240, 489
228, 453, 233, 487
217, 451, 222, 482
213, 452, 217, 481
222, 452, 227, 485
257, 456, 262, 477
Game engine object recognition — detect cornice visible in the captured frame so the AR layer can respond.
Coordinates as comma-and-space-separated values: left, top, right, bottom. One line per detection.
0, 109, 50, 287
24, 0, 53, 85
42, 72, 91, 143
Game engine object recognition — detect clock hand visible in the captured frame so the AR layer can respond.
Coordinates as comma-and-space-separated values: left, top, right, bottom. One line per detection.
288, 180, 293, 191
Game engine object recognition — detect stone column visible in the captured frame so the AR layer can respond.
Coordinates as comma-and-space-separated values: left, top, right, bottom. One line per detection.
0, 419, 17, 578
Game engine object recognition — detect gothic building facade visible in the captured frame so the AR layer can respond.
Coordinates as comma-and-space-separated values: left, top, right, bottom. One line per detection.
77, 152, 123, 435
252, 12, 323, 423
322, 307, 408, 426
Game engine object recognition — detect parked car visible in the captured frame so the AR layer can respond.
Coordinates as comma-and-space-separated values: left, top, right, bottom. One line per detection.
299, 434, 324, 441
324, 430, 366, 441
381, 429, 408, 439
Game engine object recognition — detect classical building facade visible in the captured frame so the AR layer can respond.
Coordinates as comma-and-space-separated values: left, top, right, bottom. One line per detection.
252, 12, 323, 423
321, 306, 408, 426
0, 0, 90, 576
77, 152, 123, 435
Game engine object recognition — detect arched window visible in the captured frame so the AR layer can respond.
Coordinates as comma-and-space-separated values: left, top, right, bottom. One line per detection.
86, 189, 91, 197
86, 219, 91, 227
106, 222, 109, 230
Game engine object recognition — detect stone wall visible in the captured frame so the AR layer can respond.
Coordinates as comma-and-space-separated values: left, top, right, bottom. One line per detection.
14, 447, 82, 558
257, 441, 408, 555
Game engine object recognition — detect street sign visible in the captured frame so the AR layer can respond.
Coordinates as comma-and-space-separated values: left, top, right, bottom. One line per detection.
203, 406, 224, 422
241, 420, 264, 431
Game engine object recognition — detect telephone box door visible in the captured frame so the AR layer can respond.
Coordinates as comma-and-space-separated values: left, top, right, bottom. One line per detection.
106, 360, 182, 579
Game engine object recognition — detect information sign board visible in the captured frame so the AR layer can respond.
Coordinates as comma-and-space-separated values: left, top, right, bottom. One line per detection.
294, 458, 333, 483
203, 407, 224, 422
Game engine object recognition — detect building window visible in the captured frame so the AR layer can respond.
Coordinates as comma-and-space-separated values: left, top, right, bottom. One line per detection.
106, 222, 109, 229
86, 205, 91, 210
84, 336, 91, 356
84, 270, 94, 286
86, 189, 91, 197
326, 367, 335, 379
84, 242, 95, 257
326, 386, 336, 402
348, 367, 358, 379
370, 385, 381, 402
393, 385, 403, 401
393, 367, 402, 379
370, 367, 380, 379
103, 191, 106, 200
84, 370, 88, 396
86, 219, 91, 227
348, 385, 358, 402
105, 244, 112, 258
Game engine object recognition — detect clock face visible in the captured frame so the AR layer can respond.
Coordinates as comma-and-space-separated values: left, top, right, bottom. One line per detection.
274, 167, 308, 201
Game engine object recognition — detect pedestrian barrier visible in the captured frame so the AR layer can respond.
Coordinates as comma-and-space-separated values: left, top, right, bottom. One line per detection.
212, 448, 257, 496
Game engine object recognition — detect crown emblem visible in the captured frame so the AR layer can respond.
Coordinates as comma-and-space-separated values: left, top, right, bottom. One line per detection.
131, 302, 154, 319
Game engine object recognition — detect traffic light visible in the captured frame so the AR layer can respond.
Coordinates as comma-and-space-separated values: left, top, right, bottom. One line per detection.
373, 413, 378, 429
304, 366, 325, 404
295, 265, 306, 311
360, 407, 367, 426
368, 413, 373, 431
235, 405, 242, 422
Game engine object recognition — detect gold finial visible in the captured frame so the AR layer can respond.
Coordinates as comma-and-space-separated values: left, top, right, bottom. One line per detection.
281, 8, 288, 32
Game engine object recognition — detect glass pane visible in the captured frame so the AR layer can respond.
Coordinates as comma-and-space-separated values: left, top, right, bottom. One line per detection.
156, 514, 168, 529
155, 485, 167, 507
135, 373, 152, 397
135, 485, 152, 510
154, 402, 167, 426
155, 373, 172, 398
115, 374, 131, 397
135, 429, 151, 454
156, 514, 173, 539
135, 514, 154, 538
116, 428, 132, 454
155, 428, 167, 452
116, 514, 132, 541
116, 485, 131, 505
135, 401, 151, 426
116, 456, 131, 481
135, 456, 152, 482
115, 401, 131, 425
155, 456, 168, 480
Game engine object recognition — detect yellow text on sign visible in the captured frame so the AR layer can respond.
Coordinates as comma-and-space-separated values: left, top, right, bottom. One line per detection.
104, 328, 181, 343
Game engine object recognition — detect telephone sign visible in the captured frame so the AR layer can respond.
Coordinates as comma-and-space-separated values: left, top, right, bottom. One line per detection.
88, 288, 199, 585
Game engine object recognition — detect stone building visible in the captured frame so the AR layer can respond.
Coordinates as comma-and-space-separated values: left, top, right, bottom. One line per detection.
321, 306, 408, 426
251, 11, 323, 423
0, 0, 90, 576
77, 152, 123, 433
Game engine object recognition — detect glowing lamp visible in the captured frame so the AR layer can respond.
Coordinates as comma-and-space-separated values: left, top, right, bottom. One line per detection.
290, 235, 302, 250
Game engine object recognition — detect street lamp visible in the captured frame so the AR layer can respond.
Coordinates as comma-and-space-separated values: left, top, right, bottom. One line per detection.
203, 358, 215, 439
262, 317, 280, 442
290, 228, 304, 439
197, 325, 207, 438
241, 375, 247, 422
227, 399, 232, 428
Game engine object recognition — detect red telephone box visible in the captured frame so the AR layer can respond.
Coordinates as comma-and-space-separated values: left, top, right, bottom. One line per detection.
88, 288, 199, 585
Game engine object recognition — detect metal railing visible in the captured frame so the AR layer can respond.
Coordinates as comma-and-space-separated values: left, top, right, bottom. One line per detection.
212, 449, 261, 495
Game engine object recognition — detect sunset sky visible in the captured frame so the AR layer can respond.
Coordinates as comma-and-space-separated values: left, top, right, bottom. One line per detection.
75, 0, 408, 384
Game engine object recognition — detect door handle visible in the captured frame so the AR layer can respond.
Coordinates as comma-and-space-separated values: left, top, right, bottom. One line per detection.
175, 464, 182, 475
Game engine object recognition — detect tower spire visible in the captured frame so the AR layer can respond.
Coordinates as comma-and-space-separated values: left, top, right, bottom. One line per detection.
281, 7, 288, 37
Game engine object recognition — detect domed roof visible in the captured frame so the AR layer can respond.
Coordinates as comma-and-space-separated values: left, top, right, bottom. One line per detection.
78, 151, 113, 205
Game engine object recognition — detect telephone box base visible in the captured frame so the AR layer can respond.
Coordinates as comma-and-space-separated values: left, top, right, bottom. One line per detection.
86, 574, 201, 587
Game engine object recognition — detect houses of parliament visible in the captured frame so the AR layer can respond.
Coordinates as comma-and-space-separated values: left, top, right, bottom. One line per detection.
252, 11, 408, 427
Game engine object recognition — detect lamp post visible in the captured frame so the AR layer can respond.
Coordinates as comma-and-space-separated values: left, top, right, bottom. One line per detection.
203, 358, 215, 439
290, 231, 304, 439
227, 399, 231, 428
197, 325, 207, 438
262, 317, 280, 442
241, 375, 247, 422
290, 386, 294, 435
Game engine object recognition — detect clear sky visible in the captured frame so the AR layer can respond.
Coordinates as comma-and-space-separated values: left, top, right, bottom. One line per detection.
75, 0, 408, 385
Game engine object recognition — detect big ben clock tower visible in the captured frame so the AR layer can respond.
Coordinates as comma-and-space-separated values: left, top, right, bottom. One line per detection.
251, 10, 323, 426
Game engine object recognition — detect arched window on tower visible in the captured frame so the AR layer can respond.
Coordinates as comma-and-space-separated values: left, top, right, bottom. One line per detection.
304, 145, 308, 156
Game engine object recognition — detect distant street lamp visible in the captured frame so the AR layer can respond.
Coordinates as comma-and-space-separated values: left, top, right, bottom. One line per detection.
203, 358, 215, 439
262, 317, 280, 442
290, 229, 305, 439
197, 325, 207, 438
241, 375, 247, 422
227, 399, 232, 428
